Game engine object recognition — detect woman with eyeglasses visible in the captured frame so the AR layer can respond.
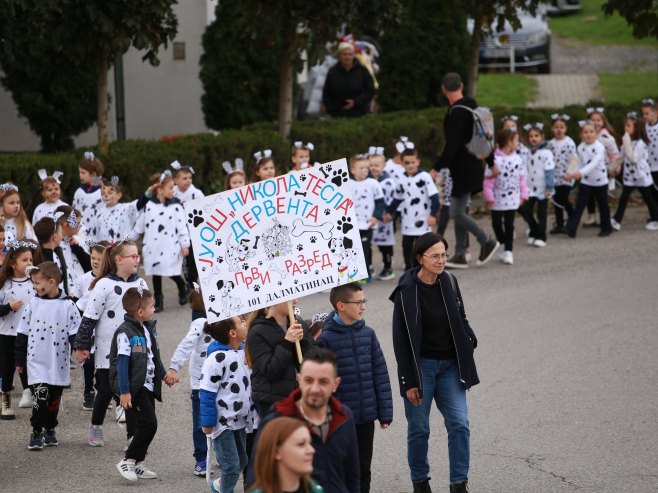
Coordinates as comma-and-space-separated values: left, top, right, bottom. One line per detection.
389, 232, 479, 493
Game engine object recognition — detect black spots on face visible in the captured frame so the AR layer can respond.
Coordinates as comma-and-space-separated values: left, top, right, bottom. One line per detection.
107, 310, 115, 319
114, 286, 122, 295
230, 383, 240, 394
215, 352, 226, 363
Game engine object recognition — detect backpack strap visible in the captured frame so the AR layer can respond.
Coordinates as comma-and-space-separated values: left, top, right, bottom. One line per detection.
449, 104, 476, 115
444, 271, 462, 309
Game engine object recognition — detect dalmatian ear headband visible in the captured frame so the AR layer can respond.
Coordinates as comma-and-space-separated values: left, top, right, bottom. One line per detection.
254, 149, 272, 162
66, 210, 78, 228
85, 238, 107, 250
586, 107, 604, 115
641, 98, 655, 106
159, 169, 172, 183
37, 169, 64, 184
91, 176, 104, 187
51, 211, 65, 222
551, 114, 570, 122
578, 120, 595, 128
293, 141, 315, 151
25, 265, 40, 276
84, 151, 95, 161
523, 123, 544, 132
109, 176, 120, 187
171, 160, 195, 175
137, 285, 144, 298
311, 312, 328, 326
368, 146, 385, 156
626, 112, 638, 120
112, 235, 133, 249
395, 141, 415, 154
0, 183, 18, 192
6, 240, 38, 251
501, 115, 519, 122
222, 158, 244, 174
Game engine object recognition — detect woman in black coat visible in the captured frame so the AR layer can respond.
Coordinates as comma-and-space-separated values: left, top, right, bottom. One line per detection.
247, 300, 313, 418
389, 233, 479, 493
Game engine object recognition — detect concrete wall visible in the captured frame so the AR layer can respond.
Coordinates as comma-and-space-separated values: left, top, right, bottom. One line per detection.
0, 1, 212, 152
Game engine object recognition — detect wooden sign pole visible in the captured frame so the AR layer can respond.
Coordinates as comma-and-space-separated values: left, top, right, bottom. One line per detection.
288, 301, 303, 364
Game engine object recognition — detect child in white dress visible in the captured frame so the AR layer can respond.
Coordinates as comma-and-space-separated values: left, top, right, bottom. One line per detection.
548, 114, 577, 235
32, 169, 67, 224
369, 147, 397, 280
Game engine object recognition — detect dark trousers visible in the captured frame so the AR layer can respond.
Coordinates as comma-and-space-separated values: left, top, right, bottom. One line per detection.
91, 368, 135, 438
377, 245, 393, 270
436, 205, 450, 236
402, 235, 420, 271
185, 245, 199, 288
614, 185, 658, 222
0, 334, 28, 392
587, 196, 596, 215
359, 229, 373, 275
520, 197, 548, 241
356, 421, 375, 493
30, 383, 63, 433
82, 352, 95, 393
152, 275, 186, 297
491, 210, 516, 252
651, 172, 658, 205
191, 389, 207, 460
124, 388, 157, 463
553, 185, 574, 228
567, 184, 612, 234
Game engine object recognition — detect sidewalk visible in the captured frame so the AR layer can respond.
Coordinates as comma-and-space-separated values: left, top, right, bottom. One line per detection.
527, 74, 598, 108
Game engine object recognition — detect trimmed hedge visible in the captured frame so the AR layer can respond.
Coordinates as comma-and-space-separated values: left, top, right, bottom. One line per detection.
0, 101, 647, 218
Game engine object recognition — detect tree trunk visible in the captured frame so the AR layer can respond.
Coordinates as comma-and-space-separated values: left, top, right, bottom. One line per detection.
466, 14, 484, 99
97, 57, 109, 155
277, 19, 295, 139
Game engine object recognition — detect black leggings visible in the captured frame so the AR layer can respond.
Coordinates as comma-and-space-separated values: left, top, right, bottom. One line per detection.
553, 185, 574, 228
124, 389, 157, 462
491, 210, 516, 252
377, 245, 394, 270
567, 184, 612, 234
437, 205, 450, 236
91, 368, 135, 437
152, 275, 186, 297
82, 353, 95, 393
520, 197, 548, 241
613, 185, 658, 223
0, 334, 29, 392
359, 229, 373, 274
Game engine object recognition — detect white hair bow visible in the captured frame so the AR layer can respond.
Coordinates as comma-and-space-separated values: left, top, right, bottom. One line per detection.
6, 240, 37, 251
137, 285, 144, 298
550, 114, 570, 122
253, 149, 272, 161
170, 160, 182, 170
586, 107, 604, 115
84, 151, 95, 161
159, 169, 172, 183
25, 266, 40, 276
642, 98, 655, 106
523, 123, 544, 131
37, 169, 63, 184
501, 115, 519, 122
223, 158, 244, 174
293, 141, 315, 151
0, 183, 18, 192
51, 211, 65, 222
578, 120, 594, 128
368, 146, 385, 156
311, 312, 329, 326
110, 176, 120, 187
395, 141, 415, 154
626, 111, 638, 120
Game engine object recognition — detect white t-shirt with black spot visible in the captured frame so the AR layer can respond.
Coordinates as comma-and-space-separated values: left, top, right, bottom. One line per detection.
3, 218, 36, 243
393, 170, 439, 236
622, 139, 653, 188
73, 187, 103, 240
577, 141, 608, 187
95, 201, 142, 243
526, 148, 555, 199
82, 276, 148, 369
348, 178, 384, 230
549, 137, 577, 187
174, 184, 205, 203
0, 278, 36, 336
17, 295, 81, 386
645, 121, 658, 173
384, 159, 405, 183
372, 175, 397, 246
117, 329, 155, 392
487, 152, 526, 211
32, 200, 68, 225
74, 271, 95, 312
169, 318, 212, 389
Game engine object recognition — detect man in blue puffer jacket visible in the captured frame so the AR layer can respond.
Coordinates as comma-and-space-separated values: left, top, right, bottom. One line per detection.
316, 282, 393, 493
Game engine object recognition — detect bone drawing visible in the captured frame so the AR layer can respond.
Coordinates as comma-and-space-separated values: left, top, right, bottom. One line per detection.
269, 262, 288, 279
294, 190, 308, 197
202, 195, 224, 213
201, 263, 223, 286
318, 166, 330, 179
290, 218, 334, 240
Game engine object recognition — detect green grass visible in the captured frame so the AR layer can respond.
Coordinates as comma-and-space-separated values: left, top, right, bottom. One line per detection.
597, 71, 658, 104
475, 74, 538, 107
549, 0, 658, 46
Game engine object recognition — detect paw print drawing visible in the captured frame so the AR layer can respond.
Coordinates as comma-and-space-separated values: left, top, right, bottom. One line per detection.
188, 209, 204, 228
325, 164, 333, 173
209, 295, 216, 302
278, 281, 283, 286
314, 270, 319, 275
303, 270, 308, 275
242, 263, 249, 271
297, 244, 304, 251
310, 236, 317, 244
215, 238, 223, 247
337, 216, 353, 234
331, 169, 348, 186
324, 208, 331, 216
299, 174, 307, 182
253, 285, 261, 292
216, 256, 224, 264
294, 279, 299, 285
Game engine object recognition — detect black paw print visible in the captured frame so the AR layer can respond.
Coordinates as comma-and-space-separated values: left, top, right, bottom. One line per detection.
303, 270, 308, 275
209, 295, 216, 302
325, 164, 333, 172
337, 216, 353, 234
310, 236, 317, 243
187, 209, 204, 227
242, 263, 249, 271
324, 208, 331, 216
297, 244, 303, 251
215, 238, 222, 246
278, 281, 283, 286
294, 279, 299, 285
253, 285, 261, 292
216, 256, 224, 264
331, 169, 348, 186
299, 174, 307, 182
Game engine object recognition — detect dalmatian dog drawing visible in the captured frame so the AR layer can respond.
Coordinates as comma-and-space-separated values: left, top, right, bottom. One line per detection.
225, 235, 260, 272
217, 280, 242, 315
328, 236, 353, 255
262, 218, 293, 260
335, 248, 359, 282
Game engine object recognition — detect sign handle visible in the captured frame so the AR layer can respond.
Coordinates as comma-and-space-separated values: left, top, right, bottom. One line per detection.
288, 301, 303, 364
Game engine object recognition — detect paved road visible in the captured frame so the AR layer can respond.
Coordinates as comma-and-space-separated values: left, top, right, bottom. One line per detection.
527, 74, 599, 108
1, 207, 657, 493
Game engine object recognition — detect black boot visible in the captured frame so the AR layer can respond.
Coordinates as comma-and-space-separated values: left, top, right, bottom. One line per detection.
178, 285, 189, 306
449, 480, 469, 493
154, 295, 164, 313
413, 478, 432, 493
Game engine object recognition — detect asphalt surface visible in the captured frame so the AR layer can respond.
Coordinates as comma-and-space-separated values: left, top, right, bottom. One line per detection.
1, 206, 657, 493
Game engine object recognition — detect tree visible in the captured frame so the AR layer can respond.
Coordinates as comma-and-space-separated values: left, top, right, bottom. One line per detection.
602, 0, 658, 40
228, 1, 400, 139
0, 1, 97, 152
200, 2, 285, 130
377, 0, 470, 112
464, 0, 542, 98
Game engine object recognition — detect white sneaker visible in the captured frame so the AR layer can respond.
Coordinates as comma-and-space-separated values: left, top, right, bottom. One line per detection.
210, 478, 221, 493
527, 237, 535, 245
498, 249, 506, 262
533, 239, 546, 248
465, 250, 472, 263
135, 462, 158, 479
502, 251, 514, 265
611, 218, 621, 231
18, 388, 33, 408
115, 405, 126, 423
116, 458, 138, 482
645, 221, 658, 231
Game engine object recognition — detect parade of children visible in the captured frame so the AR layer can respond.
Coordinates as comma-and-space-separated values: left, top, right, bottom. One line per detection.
0, 95, 657, 493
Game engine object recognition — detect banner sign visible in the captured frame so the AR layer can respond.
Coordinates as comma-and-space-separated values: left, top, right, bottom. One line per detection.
183, 159, 367, 322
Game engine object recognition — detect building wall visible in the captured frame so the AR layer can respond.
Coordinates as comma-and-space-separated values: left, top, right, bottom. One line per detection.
0, 2, 211, 152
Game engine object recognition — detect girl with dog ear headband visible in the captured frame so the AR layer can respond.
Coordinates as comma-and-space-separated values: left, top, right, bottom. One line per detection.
32, 170, 68, 225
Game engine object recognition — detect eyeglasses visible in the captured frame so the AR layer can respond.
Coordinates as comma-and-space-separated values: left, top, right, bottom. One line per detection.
423, 253, 449, 261
343, 299, 367, 307
118, 254, 141, 261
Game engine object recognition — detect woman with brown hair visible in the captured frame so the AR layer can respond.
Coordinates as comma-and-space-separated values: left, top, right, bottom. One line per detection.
250, 416, 322, 493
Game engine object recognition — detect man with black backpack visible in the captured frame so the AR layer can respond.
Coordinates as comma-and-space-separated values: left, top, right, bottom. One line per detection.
431, 72, 499, 269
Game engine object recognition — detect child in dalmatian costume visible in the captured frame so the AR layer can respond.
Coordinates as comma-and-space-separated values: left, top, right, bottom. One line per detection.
95, 177, 153, 243
641, 98, 658, 206
171, 160, 205, 203
73, 152, 104, 241
32, 169, 67, 224
369, 146, 397, 280
548, 114, 578, 235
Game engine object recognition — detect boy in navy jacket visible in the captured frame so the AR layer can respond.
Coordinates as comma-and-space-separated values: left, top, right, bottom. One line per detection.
316, 282, 393, 493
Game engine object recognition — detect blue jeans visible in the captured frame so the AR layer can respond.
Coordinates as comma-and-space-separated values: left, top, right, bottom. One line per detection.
214, 428, 248, 493
404, 358, 470, 484
191, 390, 207, 461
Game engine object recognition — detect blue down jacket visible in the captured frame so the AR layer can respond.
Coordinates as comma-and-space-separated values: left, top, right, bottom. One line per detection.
316, 312, 393, 426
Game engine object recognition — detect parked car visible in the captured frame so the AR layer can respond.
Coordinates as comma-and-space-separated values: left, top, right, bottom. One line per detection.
469, 8, 551, 74
546, 0, 581, 16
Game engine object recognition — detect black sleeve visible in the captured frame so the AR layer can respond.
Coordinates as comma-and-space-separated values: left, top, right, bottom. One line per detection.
71, 244, 92, 272
435, 107, 472, 171
386, 198, 403, 215
0, 303, 12, 317
15, 333, 28, 367
322, 68, 339, 116
75, 316, 98, 351
373, 197, 385, 220
353, 66, 375, 110
41, 248, 54, 262
135, 193, 150, 211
